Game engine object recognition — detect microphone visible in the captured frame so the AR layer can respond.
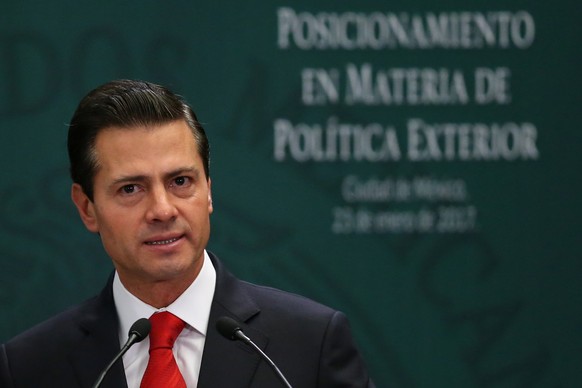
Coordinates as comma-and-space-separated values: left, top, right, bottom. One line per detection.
92, 318, 151, 388
216, 316, 293, 388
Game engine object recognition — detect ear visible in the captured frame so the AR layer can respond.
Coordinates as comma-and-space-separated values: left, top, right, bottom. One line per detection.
207, 178, 213, 214
71, 183, 100, 233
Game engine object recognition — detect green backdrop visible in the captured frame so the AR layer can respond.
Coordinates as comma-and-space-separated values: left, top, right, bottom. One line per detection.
1, 1, 581, 386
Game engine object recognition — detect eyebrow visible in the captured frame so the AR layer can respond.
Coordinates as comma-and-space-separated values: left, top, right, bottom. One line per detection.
110, 167, 201, 187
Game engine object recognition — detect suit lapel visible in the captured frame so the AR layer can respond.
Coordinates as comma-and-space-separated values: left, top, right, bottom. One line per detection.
69, 275, 128, 388
197, 253, 268, 387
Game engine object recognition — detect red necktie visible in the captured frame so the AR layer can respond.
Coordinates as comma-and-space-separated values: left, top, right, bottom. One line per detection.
140, 311, 187, 388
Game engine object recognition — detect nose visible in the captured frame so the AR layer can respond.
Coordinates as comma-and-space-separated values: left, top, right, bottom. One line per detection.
145, 187, 178, 223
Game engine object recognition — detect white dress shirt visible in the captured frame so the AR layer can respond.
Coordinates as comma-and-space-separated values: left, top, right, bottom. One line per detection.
113, 250, 216, 388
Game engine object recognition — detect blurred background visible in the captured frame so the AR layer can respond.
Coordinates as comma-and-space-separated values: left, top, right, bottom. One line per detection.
1, 1, 581, 386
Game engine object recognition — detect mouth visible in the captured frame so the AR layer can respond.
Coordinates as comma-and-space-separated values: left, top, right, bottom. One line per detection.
144, 235, 183, 246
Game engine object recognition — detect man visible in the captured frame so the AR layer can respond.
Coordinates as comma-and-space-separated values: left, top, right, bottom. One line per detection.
0, 80, 374, 387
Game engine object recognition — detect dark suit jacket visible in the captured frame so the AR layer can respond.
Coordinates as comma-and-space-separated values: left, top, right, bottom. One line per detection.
0, 252, 374, 387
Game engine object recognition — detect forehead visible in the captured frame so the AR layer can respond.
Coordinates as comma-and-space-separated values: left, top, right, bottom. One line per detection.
93, 120, 202, 173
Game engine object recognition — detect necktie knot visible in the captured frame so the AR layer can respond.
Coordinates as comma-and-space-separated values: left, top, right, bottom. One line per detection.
148, 311, 186, 350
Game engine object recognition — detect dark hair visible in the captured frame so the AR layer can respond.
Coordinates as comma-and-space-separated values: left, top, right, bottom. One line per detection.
67, 79, 210, 200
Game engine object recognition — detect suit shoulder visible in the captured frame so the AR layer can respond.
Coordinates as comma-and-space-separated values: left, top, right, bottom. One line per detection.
239, 280, 338, 319
4, 294, 100, 350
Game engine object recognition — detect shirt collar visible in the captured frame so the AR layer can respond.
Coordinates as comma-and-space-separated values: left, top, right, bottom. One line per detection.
113, 250, 216, 343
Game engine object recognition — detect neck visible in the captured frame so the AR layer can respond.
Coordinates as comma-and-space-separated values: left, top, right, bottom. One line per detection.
133, 281, 191, 308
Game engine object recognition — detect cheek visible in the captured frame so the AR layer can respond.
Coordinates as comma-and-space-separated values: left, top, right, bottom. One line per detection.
94, 208, 133, 237
98, 223, 136, 261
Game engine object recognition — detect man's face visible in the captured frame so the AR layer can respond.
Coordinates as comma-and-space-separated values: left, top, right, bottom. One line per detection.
72, 120, 212, 293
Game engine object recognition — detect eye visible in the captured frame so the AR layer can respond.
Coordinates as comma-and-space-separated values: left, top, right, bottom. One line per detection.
120, 184, 139, 195
173, 176, 190, 186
